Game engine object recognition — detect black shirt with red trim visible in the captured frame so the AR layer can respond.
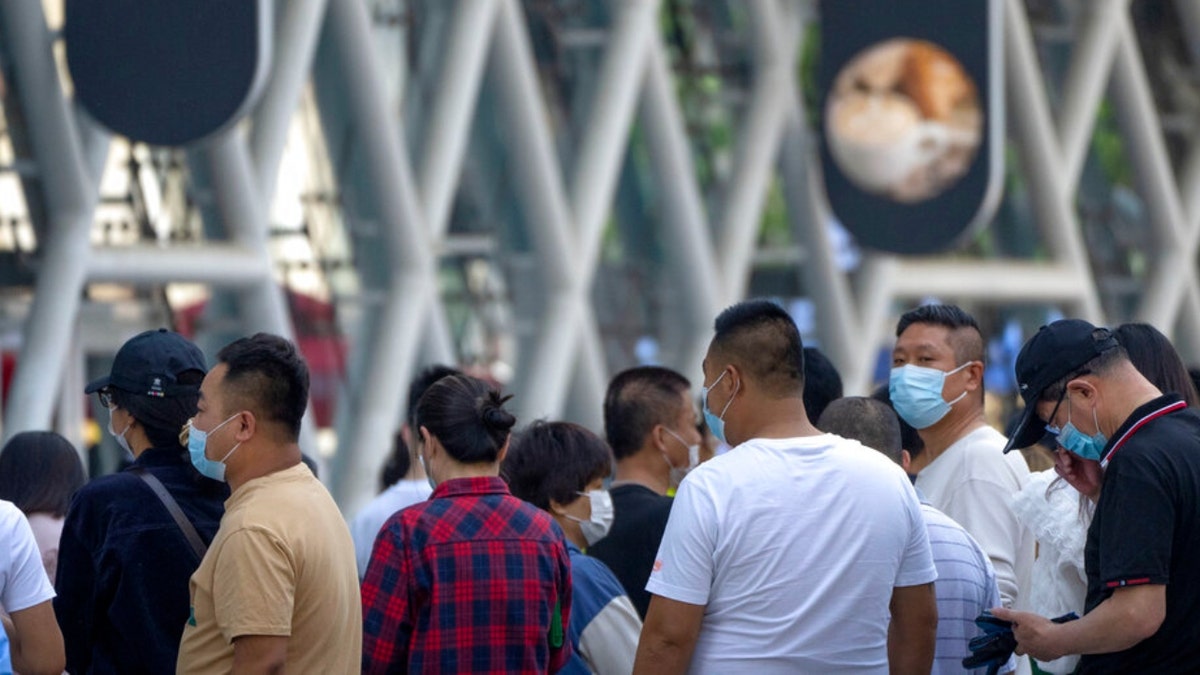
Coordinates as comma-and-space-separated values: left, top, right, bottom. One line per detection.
1081, 393, 1200, 674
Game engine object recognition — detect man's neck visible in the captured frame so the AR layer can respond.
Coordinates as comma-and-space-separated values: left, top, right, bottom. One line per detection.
1102, 375, 1165, 438
917, 407, 987, 464
228, 444, 302, 492
612, 451, 671, 496
735, 399, 819, 442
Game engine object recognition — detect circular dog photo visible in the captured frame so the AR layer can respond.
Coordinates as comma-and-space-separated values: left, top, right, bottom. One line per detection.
825, 39, 982, 203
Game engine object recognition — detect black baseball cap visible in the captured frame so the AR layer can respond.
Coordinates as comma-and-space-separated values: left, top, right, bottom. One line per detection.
85, 328, 207, 398
1003, 319, 1119, 453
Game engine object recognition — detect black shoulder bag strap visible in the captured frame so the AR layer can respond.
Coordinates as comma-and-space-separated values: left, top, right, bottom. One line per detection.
131, 467, 208, 560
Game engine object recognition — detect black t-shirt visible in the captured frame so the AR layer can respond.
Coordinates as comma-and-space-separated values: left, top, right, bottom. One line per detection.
588, 483, 673, 618
1080, 394, 1200, 674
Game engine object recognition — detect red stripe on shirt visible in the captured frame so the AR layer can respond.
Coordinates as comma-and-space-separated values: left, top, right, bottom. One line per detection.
1105, 577, 1152, 589
1101, 400, 1188, 468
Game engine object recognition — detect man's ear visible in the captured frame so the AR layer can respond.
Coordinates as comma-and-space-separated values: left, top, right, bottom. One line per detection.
233, 410, 256, 442
650, 424, 670, 452
900, 449, 912, 473
964, 360, 985, 391
1068, 378, 1098, 402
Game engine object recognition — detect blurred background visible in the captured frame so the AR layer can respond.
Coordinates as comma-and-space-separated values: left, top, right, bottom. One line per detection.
0, 0, 1198, 511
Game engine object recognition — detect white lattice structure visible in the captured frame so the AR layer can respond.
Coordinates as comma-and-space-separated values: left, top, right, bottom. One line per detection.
0, 0, 1198, 512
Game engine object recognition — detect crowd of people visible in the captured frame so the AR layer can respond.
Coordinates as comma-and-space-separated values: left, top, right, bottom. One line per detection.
1, 298, 1199, 674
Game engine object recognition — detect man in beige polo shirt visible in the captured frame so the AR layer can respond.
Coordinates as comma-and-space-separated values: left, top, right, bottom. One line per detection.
177, 333, 360, 673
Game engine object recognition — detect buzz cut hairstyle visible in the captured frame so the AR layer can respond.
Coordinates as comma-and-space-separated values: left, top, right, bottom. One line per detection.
604, 366, 692, 461
817, 396, 904, 464
895, 303, 985, 365
711, 299, 805, 398
216, 333, 309, 441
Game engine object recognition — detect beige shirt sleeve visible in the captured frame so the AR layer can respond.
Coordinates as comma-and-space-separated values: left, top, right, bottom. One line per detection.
213, 527, 297, 641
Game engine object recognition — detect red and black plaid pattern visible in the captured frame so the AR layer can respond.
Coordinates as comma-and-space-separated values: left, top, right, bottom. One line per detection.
362, 476, 572, 674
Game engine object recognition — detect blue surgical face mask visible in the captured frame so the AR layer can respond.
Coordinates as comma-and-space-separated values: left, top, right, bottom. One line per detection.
187, 413, 242, 482
1052, 395, 1107, 461
702, 370, 738, 445
888, 362, 972, 430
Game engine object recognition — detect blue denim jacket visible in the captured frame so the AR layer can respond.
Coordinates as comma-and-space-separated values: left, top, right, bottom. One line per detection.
54, 447, 228, 674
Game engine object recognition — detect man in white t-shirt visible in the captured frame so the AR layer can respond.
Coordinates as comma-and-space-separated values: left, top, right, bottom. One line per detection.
890, 304, 1033, 609
0, 499, 64, 675
633, 300, 937, 674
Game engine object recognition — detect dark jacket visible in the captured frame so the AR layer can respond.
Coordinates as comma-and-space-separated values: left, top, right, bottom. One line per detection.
54, 446, 228, 674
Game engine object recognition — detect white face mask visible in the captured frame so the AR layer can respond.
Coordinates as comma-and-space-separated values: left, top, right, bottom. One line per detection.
565, 489, 614, 547
108, 414, 134, 460
663, 427, 701, 486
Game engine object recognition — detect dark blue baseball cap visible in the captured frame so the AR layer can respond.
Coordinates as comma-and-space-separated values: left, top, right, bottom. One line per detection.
85, 328, 207, 398
1002, 319, 1118, 453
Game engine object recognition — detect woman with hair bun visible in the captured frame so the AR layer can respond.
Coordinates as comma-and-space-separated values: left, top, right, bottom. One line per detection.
361, 375, 573, 674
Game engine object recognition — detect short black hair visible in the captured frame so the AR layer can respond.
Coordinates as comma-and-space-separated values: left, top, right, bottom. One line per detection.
604, 366, 691, 460
711, 300, 805, 397
871, 384, 925, 459
216, 333, 310, 441
110, 369, 205, 449
1114, 323, 1200, 408
416, 374, 515, 464
502, 421, 613, 511
896, 304, 985, 364
0, 431, 86, 517
803, 347, 843, 423
817, 397, 903, 464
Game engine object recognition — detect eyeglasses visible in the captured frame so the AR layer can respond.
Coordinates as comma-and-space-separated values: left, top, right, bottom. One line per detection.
98, 388, 116, 410
1043, 388, 1067, 436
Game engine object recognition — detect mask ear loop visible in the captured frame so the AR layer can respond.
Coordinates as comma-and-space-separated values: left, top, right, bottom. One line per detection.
717, 377, 740, 419
944, 360, 976, 407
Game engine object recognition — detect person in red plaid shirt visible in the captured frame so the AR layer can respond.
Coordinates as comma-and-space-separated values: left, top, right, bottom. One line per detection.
361, 374, 573, 673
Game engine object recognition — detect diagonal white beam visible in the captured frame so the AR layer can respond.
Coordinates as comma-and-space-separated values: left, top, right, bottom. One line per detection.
491, 0, 625, 425
1107, 20, 1197, 330
760, 0, 861, 389
1005, 0, 1103, 321
420, 0, 501, 240
717, 0, 794, 301
641, 37, 723, 374
1, 0, 103, 441
574, 0, 658, 280
250, 0, 331, 205
320, 0, 441, 509
1057, 0, 1127, 192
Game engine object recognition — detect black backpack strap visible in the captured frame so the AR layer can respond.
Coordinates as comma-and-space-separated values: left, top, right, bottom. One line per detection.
131, 467, 208, 560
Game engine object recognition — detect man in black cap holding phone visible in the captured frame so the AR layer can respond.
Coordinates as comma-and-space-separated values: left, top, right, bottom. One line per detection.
992, 319, 1200, 673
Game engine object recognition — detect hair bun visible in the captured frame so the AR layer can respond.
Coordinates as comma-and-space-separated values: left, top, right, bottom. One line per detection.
481, 402, 516, 433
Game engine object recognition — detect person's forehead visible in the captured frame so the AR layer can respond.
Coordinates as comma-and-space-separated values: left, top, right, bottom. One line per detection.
895, 323, 954, 352
199, 363, 228, 399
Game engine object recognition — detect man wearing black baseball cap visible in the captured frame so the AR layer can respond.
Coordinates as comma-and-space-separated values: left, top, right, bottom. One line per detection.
55, 329, 228, 674
992, 319, 1200, 673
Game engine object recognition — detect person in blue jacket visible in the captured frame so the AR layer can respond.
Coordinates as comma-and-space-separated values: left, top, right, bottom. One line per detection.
503, 420, 642, 674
